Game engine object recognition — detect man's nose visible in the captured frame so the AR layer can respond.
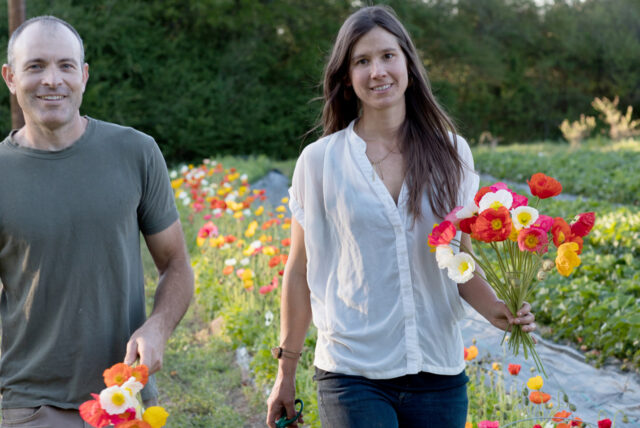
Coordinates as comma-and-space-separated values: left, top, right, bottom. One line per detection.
41, 67, 62, 87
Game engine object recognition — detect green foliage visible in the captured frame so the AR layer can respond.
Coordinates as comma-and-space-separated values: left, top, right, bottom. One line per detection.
532, 204, 640, 369
473, 140, 640, 205
3, 1, 640, 159
475, 143, 640, 369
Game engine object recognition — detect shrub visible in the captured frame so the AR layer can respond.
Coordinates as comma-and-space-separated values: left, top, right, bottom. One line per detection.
591, 96, 640, 141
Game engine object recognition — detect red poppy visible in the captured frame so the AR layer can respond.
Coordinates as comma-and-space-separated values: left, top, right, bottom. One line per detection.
79, 396, 110, 427
528, 173, 562, 199
533, 214, 553, 232
517, 227, 548, 253
474, 186, 492, 206
471, 206, 512, 242
459, 215, 477, 234
281, 238, 291, 247
269, 255, 282, 268
598, 419, 612, 428
507, 363, 521, 375
551, 217, 572, 247
570, 212, 595, 237
429, 221, 456, 247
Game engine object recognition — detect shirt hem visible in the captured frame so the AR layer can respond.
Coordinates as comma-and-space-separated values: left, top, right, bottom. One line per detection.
314, 360, 467, 380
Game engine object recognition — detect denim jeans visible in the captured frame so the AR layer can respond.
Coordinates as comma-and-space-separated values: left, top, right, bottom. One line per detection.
315, 368, 469, 428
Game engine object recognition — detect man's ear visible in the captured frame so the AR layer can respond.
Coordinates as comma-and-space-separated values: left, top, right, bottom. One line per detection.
81, 63, 89, 93
2, 64, 17, 95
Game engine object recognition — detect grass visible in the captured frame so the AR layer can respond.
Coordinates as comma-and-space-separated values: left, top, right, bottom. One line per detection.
143, 245, 267, 427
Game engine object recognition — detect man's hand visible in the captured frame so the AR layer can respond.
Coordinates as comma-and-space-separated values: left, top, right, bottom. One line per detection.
124, 315, 167, 374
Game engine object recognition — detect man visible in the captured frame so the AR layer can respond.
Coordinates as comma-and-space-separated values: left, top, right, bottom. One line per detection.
0, 16, 194, 427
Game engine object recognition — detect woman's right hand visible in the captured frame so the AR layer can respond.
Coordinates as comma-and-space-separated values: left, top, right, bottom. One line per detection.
266, 372, 302, 428
266, 373, 302, 427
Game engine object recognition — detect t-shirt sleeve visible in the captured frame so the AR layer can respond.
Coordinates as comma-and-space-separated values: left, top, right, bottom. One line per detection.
288, 150, 306, 230
456, 135, 479, 208
137, 140, 179, 235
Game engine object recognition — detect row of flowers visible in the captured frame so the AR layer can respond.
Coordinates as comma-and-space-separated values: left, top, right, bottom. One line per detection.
171, 160, 618, 427
463, 344, 616, 428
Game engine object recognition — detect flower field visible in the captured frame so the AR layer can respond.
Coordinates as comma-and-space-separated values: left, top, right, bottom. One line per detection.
159, 139, 639, 427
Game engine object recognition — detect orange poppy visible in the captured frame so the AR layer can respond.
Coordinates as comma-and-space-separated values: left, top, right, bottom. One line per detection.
553, 410, 572, 422
131, 365, 149, 386
103, 363, 132, 387
471, 206, 512, 242
528, 173, 562, 199
529, 391, 551, 404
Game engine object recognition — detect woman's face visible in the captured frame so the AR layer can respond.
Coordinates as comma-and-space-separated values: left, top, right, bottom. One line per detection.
347, 26, 408, 116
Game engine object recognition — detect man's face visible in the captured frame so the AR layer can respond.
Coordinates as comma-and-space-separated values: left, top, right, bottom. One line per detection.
2, 22, 89, 131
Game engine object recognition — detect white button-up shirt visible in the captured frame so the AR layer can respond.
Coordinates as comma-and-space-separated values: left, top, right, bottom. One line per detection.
289, 120, 479, 379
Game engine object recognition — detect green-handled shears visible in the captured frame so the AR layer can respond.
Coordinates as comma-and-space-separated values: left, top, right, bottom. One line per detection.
275, 399, 304, 428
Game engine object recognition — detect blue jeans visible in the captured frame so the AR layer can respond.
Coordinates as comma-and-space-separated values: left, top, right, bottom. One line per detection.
315, 368, 469, 428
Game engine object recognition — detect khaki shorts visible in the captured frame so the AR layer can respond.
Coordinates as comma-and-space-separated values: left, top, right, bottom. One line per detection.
1, 406, 89, 428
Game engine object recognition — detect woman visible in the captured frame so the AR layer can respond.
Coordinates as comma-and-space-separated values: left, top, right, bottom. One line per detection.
266, 6, 536, 428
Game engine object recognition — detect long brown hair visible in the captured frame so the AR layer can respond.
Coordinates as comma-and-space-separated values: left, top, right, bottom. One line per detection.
320, 5, 466, 220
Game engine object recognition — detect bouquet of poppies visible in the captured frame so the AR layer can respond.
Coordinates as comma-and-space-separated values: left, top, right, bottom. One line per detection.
79, 363, 169, 428
429, 173, 595, 375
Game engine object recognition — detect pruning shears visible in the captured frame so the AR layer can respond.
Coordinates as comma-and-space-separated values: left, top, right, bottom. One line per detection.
275, 399, 304, 428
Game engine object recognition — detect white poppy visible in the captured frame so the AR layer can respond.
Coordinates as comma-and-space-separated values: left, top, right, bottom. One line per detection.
99, 385, 136, 415
265, 310, 274, 326
446, 253, 475, 283
511, 206, 539, 230
121, 377, 144, 396
224, 258, 237, 266
435, 245, 454, 269
479, 189, 513, 213
456, 199, 478, 219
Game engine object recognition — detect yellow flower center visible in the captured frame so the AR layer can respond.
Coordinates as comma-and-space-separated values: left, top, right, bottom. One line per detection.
518, 212, 532, 225
459, 261, 469, 274
111, 392, 126, 406
558, 231, 565, 243
491, 219, 503, 230
525, 235, 538, 248
490, 201, 503, 209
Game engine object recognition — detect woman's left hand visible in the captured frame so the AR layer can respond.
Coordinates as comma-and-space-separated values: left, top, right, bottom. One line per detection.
488, 300, 536, 334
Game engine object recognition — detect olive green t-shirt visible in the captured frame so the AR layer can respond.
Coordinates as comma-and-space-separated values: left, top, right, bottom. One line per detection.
0, 117, 179, 409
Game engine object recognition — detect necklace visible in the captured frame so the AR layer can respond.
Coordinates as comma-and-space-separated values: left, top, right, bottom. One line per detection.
366, 146, 397, 181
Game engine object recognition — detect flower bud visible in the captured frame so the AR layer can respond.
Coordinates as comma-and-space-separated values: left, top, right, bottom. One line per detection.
537, 270, 547, 281
569, 403, 577, 412
542, 259, 555, 271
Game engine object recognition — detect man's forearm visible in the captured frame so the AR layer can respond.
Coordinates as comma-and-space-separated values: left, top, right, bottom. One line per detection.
149, 255, 194, 341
